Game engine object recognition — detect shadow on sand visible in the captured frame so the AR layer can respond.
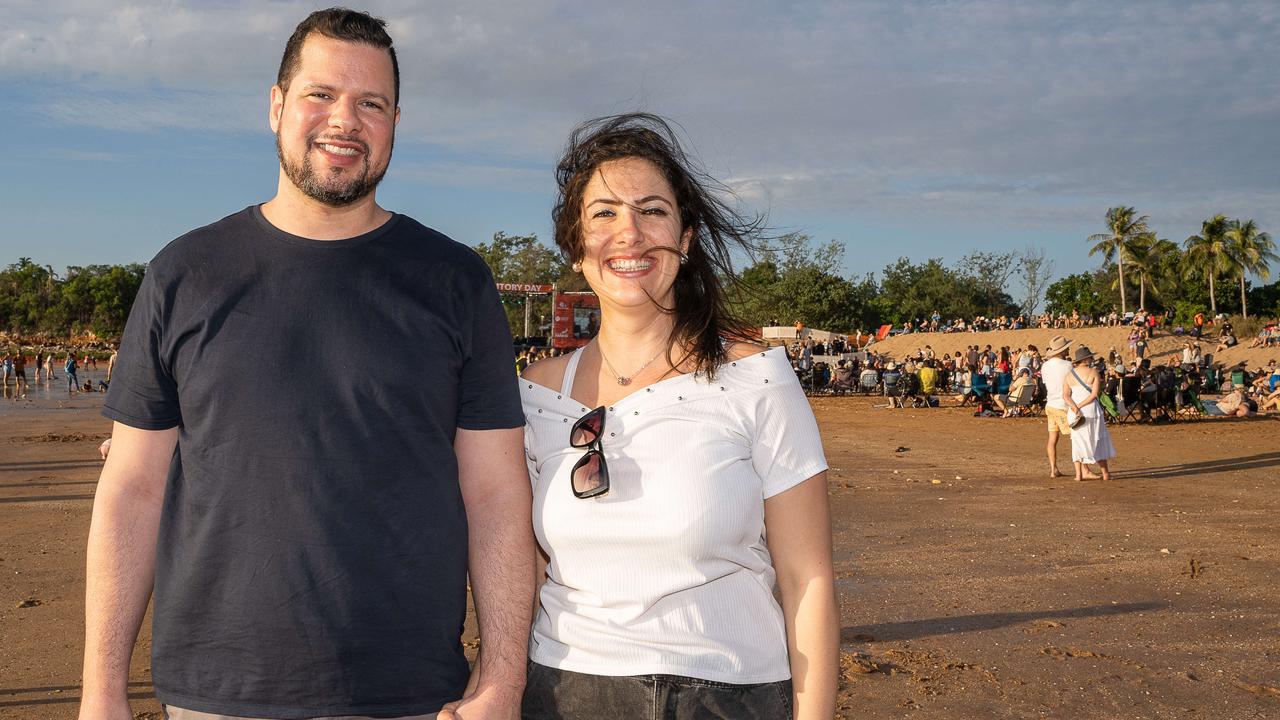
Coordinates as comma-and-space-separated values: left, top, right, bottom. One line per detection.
841, 601, 1167, 643
1112, 451, 1280, 481
0, 682, 153, 708
0, 460, 103, 473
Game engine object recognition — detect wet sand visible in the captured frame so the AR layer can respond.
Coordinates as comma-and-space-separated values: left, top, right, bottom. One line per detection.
2, 380, 1278, 718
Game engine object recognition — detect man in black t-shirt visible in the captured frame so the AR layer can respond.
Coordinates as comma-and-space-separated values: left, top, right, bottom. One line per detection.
79, 10, 533, 720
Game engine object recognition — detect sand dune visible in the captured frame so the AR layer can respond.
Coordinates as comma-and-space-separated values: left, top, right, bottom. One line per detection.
866, 325, 1279, 370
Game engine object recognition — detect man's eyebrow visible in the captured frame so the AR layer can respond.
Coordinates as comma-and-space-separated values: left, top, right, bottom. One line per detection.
301, 83, 392, 105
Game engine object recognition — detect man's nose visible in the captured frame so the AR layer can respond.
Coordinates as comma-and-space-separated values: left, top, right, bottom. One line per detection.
329, 99, 362, 132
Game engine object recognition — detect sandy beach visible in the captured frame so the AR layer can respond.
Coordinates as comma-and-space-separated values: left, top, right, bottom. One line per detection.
2, 343, 1278, 719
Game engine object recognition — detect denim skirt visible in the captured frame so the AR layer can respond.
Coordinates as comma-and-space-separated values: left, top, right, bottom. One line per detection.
522, 662, 793, 720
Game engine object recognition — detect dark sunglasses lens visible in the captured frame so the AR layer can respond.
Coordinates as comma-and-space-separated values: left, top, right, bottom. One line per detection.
572, 452, 606, 497
571, 408, 604, 447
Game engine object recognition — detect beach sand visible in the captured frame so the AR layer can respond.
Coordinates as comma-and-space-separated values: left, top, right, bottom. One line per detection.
2, 363, 1278, 718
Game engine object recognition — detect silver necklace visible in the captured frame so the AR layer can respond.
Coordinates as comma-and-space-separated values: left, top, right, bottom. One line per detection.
597, 342, 666, 386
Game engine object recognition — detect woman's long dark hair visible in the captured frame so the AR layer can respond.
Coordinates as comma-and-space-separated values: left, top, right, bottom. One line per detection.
552, 113, 761, 379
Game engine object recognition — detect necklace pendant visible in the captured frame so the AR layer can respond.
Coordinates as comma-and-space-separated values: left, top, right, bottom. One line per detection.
617, 377, 632, 386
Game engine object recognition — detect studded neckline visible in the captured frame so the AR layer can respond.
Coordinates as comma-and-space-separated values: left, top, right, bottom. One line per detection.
521, 345, 789, 416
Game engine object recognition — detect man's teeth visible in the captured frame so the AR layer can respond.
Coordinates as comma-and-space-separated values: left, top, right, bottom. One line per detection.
609, 259, 654, 271
319, 144, 359, 156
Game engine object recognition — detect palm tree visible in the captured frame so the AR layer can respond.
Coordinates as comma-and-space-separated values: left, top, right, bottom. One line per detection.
1226, 219, 1277, 319
1088, 206, 1150, 315
1123, 233, 1180, 310
1184, 215, 1234, 316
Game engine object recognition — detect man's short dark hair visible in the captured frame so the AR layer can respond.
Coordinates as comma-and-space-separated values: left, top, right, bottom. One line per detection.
278, 7, 399, 105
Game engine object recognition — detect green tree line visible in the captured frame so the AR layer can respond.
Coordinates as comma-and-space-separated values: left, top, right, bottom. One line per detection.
1, 259, 146, 340
4, 208, 1276, 341
1052, 207, 1279, 323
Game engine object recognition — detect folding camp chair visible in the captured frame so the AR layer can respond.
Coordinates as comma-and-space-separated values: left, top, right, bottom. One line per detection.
859, 369, 880, 395
1202, 366, 1220, 393
959, 373, 990, 407
1005, 379, 1037, 417
884, 372, 919, 408
830, 368, 857, 395
993, 372, 1012, 395
1098, 394, 1121, 423
1116, 376, 1142, 423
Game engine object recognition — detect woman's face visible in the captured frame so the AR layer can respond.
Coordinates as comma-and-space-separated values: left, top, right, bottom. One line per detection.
577, 157, 691, 312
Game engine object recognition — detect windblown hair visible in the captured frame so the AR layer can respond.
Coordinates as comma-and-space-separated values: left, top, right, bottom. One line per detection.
277, 7, 399, 104
552, 113, 762, 379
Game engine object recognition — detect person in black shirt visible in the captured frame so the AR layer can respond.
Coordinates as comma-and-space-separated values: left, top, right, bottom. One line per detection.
79, 10, 532, 720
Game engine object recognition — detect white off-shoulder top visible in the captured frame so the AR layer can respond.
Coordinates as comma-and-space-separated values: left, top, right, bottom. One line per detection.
519, 346, 828, 683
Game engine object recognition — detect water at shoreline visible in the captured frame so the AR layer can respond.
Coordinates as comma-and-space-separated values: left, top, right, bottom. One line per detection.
0, 366, 111, 418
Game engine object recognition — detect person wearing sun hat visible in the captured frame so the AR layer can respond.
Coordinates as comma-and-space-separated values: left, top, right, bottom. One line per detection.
1063, 344, 1116, 480
1041, 334, 1081, 478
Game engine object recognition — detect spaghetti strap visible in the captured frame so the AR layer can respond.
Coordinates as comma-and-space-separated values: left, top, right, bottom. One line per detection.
560, 347, 586, 397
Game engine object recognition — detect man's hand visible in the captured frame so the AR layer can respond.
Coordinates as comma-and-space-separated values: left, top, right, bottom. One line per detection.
437, 684, 523, 720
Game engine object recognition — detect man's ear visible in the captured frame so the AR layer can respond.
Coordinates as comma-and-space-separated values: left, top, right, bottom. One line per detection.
269, 85, 285, 134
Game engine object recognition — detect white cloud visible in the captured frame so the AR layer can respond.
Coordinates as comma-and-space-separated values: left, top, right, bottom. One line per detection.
4, 0, 1278, 233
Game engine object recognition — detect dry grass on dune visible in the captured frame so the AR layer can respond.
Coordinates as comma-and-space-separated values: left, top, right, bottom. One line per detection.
868, 325, 1280, 370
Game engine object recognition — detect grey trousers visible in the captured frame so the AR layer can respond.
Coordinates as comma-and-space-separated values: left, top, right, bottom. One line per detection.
521, 662, 794, 720
164, 706, 438, 720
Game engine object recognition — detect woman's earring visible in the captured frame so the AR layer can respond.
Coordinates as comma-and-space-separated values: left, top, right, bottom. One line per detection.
571, 260, 583, 273
677, 250, 689, 266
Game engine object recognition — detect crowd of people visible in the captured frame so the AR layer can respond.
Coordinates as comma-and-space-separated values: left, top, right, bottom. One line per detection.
788, 328, 1280, 421
1, 347, 116, 397
886, 307, 1248, 338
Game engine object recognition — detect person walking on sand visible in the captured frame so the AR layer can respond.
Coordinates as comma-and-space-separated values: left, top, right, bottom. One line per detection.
1063, 345, 1116, 481
64, 353, 79, 393
1041, 335, 1097, 479
79, 10, 532, 720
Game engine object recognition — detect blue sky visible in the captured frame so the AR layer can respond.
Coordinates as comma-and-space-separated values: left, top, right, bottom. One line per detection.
3, 0, 1278, 289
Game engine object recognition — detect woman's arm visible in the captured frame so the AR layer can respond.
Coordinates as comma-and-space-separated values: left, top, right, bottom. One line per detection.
766, 473, 839, 720
1082, 370, 1102, 405
1062, 376, 1079, 413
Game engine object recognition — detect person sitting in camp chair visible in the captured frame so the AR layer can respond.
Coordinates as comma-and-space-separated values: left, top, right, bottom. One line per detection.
959, 368, 991, 407
994, 366, 1035, 417
859, 365, 880, 394
831, 360, 857, 395
917, 359, 940, 398
1258, 385, 1280, 413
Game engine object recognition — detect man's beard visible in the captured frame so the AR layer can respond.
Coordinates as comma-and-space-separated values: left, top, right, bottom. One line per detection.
276, 132, 392, 207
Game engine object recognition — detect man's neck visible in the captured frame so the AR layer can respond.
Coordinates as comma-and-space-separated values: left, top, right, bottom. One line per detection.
260, 176, 392, 240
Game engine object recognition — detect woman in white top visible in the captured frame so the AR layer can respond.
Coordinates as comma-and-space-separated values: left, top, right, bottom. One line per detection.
1062, 345, 1116, 481
518, 114, 837, 720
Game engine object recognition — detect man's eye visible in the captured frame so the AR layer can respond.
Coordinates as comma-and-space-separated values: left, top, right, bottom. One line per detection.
310, 92, 332, 100
361, 101, 384, 110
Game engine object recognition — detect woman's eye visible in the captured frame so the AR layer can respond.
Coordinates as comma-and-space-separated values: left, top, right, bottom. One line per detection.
591, 209, 615, 219
641, 207, 667, 216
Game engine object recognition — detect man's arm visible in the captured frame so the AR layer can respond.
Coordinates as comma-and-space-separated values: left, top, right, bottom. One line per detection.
79, 422, 177, 720
447, 427, 534, 719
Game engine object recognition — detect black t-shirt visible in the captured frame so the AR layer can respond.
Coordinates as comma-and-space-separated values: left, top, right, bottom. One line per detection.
104, 206, 523, 718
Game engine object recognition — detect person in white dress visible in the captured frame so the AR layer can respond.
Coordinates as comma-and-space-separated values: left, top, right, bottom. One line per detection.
1062, 345, 1116, 481
518, 114, 837, 720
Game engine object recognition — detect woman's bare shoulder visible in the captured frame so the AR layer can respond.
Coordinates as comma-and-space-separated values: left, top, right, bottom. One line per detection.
725, 341, 770, 361
522, 353, 572, 388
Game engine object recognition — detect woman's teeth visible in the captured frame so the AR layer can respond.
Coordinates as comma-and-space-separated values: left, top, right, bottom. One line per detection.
608, 258, 654, 271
